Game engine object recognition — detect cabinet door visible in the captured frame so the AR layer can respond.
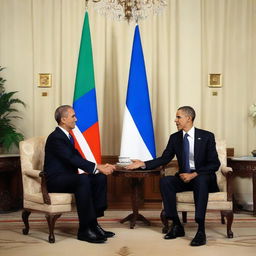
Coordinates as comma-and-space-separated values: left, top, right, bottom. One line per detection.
0, 156, 23, 212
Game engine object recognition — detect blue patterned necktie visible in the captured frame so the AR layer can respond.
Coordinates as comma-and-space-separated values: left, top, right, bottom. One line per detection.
183, 133, 191, 173
69, 133, 74, 146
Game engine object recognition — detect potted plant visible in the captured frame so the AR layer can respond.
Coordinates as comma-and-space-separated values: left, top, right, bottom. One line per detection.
0, 66, 26, 153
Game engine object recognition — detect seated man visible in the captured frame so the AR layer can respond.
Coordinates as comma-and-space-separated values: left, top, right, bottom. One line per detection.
126, 106, 220, 246
44, 105, 116, 243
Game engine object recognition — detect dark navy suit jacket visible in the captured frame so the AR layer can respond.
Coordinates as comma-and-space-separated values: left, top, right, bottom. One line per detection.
145, 128, 220, 178
44, 127, 96, 180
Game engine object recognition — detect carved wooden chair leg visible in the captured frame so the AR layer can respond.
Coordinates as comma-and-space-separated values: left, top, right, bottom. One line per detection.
160, 210, 169, 233
221, 210, 234, 238
22, 209, 31, 235
220, 211, 225, 224
182, 212, 187, 223
225, 210, 234, 238
46, 214, 62, 243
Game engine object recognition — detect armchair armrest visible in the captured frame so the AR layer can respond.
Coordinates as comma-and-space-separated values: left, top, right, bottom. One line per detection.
221, 165, 233, 176
221, 166, 233, 201
161, 161, 178, 177
24, 169, 51, 205
39, 171, 51, 205
24, 169, 41, 178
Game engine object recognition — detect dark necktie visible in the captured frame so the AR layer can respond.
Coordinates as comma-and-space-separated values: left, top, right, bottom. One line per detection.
69, 133, 74, 146
183, 133, 191, 173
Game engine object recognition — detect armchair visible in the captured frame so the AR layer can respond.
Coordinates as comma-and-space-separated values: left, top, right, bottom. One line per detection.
160, 140, 234, 238
19, 136, 74, 243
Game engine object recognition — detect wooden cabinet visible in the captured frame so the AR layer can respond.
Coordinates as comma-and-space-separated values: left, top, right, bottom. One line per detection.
0, 154, 23, 212
227, 157, 256, 215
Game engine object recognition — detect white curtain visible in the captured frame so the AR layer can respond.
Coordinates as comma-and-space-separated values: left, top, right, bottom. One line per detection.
202, 0, 256, 155
0, 0, 256, 157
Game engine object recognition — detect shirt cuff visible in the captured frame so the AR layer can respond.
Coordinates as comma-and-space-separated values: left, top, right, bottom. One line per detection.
93, 164, 99, 174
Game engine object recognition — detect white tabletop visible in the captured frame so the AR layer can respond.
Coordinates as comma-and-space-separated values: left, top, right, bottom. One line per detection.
231, 156, 256, 161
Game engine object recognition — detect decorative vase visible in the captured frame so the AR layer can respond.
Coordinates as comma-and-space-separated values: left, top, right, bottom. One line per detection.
251, 150, 256, 157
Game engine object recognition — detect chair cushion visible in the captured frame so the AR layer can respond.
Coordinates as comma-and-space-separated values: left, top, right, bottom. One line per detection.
176, 191, 227, 203
23, 201, 74, 213
24, 193, 74, 205
177, 201, 232, 211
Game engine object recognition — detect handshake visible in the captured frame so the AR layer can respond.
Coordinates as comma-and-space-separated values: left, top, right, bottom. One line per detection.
97, 163, 116, 175
97, 158, 146, 175
118, 157, 146, 170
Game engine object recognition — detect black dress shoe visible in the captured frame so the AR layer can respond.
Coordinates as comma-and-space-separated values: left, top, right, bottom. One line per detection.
164, 224, 185, 239
93, 224, 115, 238
190, 230, 206, 246
77, 227, 107, 243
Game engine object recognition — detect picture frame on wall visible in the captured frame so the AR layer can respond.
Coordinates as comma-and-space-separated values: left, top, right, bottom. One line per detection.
38, 73, 52, 88
208, 73, 222, 88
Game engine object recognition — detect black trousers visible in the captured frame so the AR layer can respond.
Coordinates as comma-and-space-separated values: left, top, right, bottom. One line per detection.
160, 173, 219, 222
47, 173, 107, 230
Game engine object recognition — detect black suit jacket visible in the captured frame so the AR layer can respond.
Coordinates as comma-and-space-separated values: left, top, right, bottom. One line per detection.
44, 127, 96, 180
145, 128, 220, 176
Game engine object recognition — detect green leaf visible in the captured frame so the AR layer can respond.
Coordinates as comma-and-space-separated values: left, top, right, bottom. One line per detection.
0, 67, 26, 151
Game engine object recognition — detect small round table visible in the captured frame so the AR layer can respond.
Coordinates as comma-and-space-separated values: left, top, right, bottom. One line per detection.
113, 167, 161, 229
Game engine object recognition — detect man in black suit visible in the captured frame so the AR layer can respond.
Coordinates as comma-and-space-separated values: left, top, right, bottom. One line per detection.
44, 105, 116, 243
126, 106, 220, 246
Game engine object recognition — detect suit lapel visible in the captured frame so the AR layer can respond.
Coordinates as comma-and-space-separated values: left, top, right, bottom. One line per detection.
55, 127, 71, 144
194, 128, 202, 161
177, 130, 183, 160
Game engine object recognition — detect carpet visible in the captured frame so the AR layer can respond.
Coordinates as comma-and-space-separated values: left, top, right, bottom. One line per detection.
0, 210, 256, 256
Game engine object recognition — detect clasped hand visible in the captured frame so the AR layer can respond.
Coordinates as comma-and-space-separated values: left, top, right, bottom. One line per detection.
97, 164, 116, 175
125, 160, 146, 170
179, 172, 198, 183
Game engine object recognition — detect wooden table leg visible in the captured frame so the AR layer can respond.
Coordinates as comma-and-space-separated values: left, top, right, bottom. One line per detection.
120, 177, 151, 228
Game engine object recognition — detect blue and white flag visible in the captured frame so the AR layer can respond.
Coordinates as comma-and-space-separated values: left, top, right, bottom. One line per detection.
120, 25, 156, 161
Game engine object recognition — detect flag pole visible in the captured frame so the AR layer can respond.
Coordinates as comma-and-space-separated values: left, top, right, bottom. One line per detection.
85, 0, 89, 9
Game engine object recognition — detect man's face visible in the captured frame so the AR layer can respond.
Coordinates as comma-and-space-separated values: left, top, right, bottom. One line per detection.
61, 108, 77, 131
174, 109, 192, 131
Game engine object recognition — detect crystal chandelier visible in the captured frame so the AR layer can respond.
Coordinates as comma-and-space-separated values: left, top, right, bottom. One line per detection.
90, 0, 167, 23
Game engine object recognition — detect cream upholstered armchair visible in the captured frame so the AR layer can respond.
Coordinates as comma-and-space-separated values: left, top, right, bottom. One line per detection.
160, 140, 234, 238
19, 136, 74, 243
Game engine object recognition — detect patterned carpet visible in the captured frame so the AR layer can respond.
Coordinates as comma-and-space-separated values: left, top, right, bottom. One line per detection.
0, 210, 256, 256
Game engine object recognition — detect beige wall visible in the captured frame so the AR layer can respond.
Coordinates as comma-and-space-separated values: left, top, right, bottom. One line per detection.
1, 0, 256, 207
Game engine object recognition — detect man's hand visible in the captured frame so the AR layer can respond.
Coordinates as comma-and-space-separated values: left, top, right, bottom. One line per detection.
125, 160, 146, 170
97, 164, 116, 175
179, 172, 198, 183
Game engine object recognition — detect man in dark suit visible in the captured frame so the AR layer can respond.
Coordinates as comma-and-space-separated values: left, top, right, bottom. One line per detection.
126, 106, 220, 246
44, 105, 116, 243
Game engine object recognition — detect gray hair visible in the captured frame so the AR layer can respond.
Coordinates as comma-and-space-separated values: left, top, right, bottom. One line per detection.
178, 106, 196, 121
54, 105, 73, 124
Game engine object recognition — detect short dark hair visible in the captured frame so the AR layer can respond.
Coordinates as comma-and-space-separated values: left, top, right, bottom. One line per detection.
54, 105, 73, 124
178, 106, 196, 121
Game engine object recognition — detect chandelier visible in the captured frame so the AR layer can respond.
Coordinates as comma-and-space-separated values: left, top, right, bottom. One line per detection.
89, 0, 167, 23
